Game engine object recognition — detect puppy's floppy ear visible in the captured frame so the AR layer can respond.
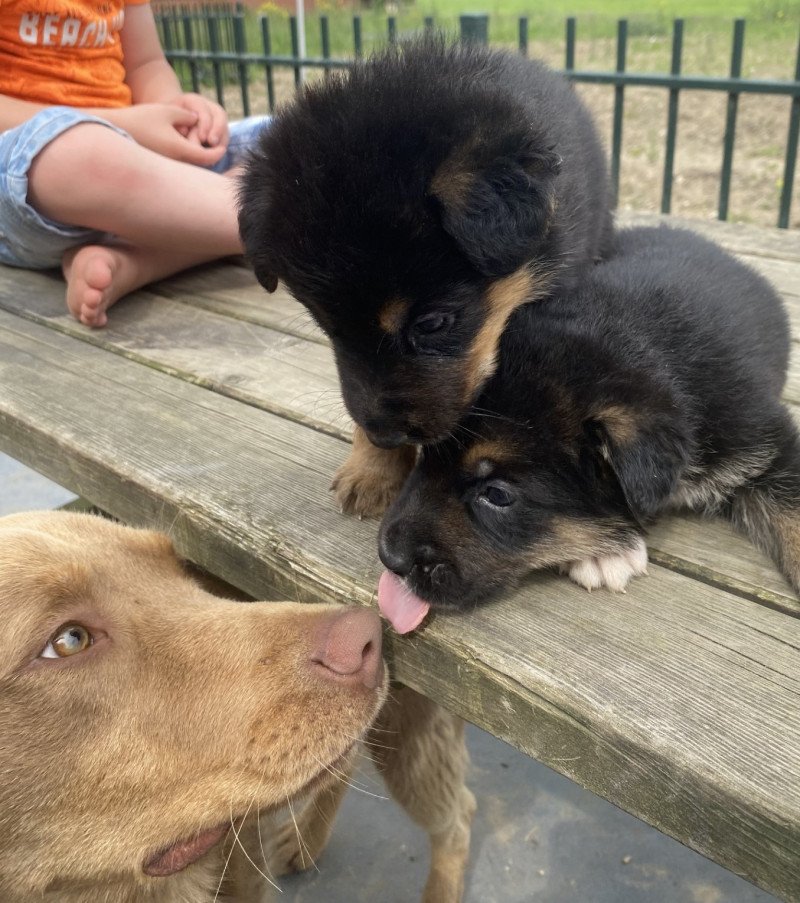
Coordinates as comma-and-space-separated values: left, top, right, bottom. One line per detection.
587, 403, 693, 521
252, 262, 279, 294
430, 136, 561, 277
237, 166, 280, 293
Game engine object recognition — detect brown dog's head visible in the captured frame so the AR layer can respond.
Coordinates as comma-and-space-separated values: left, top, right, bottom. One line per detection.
239, 40, 568, 448
0, 512, 386, 899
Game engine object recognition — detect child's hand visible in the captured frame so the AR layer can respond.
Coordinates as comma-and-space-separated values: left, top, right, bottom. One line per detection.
171, 93, 229, 151
109, 103, 227, 166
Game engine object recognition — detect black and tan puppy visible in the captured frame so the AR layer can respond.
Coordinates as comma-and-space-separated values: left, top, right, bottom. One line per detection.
377, 226, 799, 629
239, 38, 613, 516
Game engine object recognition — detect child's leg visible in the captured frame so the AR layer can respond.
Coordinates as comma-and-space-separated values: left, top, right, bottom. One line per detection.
27, 123, 244, 326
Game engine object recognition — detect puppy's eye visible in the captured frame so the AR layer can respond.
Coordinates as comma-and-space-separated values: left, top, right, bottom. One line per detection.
480, 484, 514, 508
412, 312, 454, 336
40, 624, 93, 659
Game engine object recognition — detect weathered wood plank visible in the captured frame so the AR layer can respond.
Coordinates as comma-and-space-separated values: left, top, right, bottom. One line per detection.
0, 267, 349, 440
147, 265, 325, 344
647, 516, 800, 616
0, 312, 798, 900
2, 264, 799, 619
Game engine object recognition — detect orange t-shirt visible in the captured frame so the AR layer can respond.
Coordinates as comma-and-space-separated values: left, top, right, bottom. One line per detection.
0, 0, 151, 108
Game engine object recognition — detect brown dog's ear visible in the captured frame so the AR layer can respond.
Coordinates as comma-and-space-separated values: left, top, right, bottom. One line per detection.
587, 403, 692, 521
430, 138, 561, 278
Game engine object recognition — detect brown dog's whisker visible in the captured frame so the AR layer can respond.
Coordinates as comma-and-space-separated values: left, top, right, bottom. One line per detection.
256, 801, 272, 878
359, 736, 398, 753
227, 802, 282, 892
212, 822, 240, 903
285, 796, 319, 874
308, 752, 389, 801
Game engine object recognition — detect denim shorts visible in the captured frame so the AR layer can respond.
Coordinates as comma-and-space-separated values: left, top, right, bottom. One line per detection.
0, 107, 269, 269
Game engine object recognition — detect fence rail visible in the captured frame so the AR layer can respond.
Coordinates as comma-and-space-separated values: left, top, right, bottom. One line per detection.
154, 5, 800, 229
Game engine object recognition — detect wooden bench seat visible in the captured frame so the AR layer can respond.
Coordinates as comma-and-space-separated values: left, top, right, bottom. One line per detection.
0, 213, 798, 900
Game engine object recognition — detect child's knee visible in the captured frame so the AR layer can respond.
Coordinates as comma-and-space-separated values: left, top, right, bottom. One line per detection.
28, 124, 139, 206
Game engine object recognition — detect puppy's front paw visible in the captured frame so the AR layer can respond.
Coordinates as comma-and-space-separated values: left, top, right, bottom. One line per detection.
331, 430, 416, 518
562, 537, 648, 593
331, 460, 404, 518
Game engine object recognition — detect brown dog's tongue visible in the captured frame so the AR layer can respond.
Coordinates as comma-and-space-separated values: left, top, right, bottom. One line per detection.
143, 825, 228, 877
378, 570, 431, 634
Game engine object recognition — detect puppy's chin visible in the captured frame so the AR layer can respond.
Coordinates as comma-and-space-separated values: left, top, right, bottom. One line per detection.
403, 575, 502, 613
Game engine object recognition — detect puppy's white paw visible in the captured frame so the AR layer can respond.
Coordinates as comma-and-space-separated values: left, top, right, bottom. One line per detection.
563, 537, 649, 593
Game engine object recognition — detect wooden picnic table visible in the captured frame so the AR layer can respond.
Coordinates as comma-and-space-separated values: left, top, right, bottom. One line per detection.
0, 212, 798, 901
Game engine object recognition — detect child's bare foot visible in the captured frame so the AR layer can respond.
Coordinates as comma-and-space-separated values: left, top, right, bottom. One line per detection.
62, 239, 238, 328
62, 244, 122, 328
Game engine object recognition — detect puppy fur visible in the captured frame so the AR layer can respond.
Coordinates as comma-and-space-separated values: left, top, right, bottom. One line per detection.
0, 512, 473, 902
239, 38, 613, 516
379, 226, 800, 608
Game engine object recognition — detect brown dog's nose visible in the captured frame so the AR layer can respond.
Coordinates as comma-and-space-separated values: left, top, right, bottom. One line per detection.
312, 608, 383, 689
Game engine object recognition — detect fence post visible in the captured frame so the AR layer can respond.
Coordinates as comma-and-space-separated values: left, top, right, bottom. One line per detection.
718, 19, 745, 222
259, 16, 275, 112
610, 19, 628, 207
661, 18, 684, 214
233, 7, 250, 117
565, 17, 576, 71
778, 33, 800, 229
460, 14, 488, 45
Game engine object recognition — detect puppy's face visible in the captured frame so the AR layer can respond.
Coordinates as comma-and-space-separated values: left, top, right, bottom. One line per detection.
379, 417, 636, 612
0, 512, 386, 898
327, 266, 539, 447
239, 59, 561, 447
378, 368, 690, 614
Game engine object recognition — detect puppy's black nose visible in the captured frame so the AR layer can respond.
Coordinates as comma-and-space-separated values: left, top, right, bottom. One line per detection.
379, 526, 439, 579
364, 426, 409, 449
378, 530, 412, 576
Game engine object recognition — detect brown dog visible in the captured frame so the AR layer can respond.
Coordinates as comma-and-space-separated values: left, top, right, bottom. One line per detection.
0, 512, 473, 902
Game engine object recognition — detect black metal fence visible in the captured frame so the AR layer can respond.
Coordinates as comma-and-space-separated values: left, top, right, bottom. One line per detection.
154, 5, 800, 229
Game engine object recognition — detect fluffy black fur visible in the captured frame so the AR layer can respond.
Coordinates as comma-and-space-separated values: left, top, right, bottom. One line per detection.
239, 38, 613, 447
379, 226, 800, 609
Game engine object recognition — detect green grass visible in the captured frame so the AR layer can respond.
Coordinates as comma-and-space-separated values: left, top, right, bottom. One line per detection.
247, 0, 798, 75
160, 0, 800, 84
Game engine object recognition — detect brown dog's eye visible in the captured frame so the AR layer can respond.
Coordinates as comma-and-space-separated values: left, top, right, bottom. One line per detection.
40, 624, 93, 659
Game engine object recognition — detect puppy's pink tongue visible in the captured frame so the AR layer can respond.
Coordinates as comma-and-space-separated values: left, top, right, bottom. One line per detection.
378, 570, 431, 634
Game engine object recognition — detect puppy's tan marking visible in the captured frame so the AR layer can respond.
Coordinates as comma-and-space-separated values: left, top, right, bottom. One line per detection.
532, 515, 639, 569
430, 148, 476, 213
331, 425, 417, 518
378, 297, 411, 335
462, 439, 515, 473
463, 266, 543, 401
595, 403, 640, 446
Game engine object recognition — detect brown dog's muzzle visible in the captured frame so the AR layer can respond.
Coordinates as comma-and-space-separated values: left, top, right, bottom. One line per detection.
311, 608, 384, 690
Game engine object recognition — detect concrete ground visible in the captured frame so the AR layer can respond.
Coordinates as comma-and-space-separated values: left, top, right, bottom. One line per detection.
0, 452, 779, 903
